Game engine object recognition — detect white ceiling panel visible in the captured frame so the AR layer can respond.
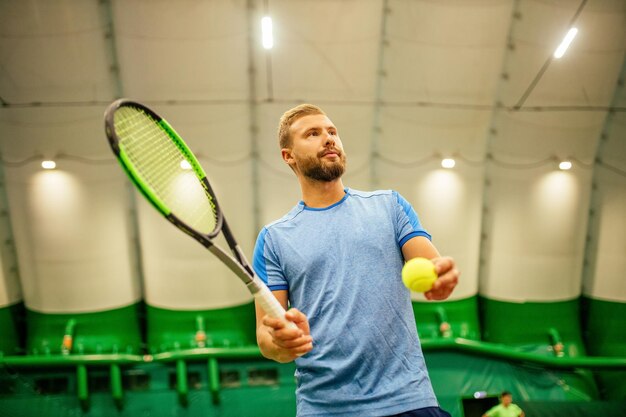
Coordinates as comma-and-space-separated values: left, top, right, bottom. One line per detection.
0, 106, 109, 159
491, 110, 606, 161
112, 0, 250, 100
525, 0, 625, 106
383, 0, 513, 104
378, 106, 492, 162
0, 0, 116, 103
261, 0, 381, 101
502, 0, 626, 106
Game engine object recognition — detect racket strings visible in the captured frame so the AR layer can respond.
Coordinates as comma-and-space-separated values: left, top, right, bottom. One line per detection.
114, 107, 218, 234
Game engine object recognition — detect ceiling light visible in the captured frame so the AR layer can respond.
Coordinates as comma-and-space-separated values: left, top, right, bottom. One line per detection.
261, 16, 273, 49
559, 161, 572, 170
441, 158, 456, 169
474, 391, 487, 399
554, 28, 578, 59
41, 160, 56, 170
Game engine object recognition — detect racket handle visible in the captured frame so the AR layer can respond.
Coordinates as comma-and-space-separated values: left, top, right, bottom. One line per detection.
254, 284, 298, 330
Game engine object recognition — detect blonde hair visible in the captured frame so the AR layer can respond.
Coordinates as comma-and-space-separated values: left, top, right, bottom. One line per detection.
277, 104, 325, 149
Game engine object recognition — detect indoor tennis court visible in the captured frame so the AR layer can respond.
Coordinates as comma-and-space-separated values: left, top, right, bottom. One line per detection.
0, 1, 625, 417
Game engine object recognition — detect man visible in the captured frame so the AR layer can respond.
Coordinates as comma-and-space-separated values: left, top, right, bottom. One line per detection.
253, 104, 459, 417
482, 392, 525, 417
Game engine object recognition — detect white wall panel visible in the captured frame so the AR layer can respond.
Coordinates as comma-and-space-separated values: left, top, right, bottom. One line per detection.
585, 168, 626, 302
4, 163, 140, 312
481, 166, 591, 301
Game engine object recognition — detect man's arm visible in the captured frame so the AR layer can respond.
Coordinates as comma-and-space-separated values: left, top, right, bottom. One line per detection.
255, 290, 313, 363
401, 236, 459, 300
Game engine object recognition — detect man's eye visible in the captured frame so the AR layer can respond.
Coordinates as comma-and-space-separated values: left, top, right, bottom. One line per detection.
309, 131, 319, 136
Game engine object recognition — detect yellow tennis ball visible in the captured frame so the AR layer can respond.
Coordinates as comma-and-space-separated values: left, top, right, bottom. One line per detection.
402, 257, 437, 293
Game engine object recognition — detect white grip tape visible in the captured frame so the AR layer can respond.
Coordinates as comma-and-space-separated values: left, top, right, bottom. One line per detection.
255, 284, 298, 330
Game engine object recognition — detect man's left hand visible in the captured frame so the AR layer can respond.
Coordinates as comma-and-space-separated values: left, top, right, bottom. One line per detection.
425, 256, 459, 300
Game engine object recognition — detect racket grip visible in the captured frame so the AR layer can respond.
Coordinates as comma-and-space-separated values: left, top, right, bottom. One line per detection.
254, 284, 298, 330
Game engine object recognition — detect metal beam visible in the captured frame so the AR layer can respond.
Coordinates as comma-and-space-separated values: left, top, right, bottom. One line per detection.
0, 159, 22, 308
99, 0, 123, 99
514, 0, 588, 109
581, 55, 626, 294
476, 0, 522, 290
369, 0, 391, 188
246, 0, 262, 238
98, 0, 145, 292
261, 0, 274, 102
2, 98, 625, 112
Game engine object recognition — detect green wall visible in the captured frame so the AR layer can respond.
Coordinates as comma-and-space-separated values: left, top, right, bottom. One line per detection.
581, 296, 626, 400
26, 304, 142, 355
479, 296, 599, 400
1, 295, 625, 416
0, 302, 24, 355
413, 296, 481, 340
480, 297, 586, 353
146, 302, 256, 353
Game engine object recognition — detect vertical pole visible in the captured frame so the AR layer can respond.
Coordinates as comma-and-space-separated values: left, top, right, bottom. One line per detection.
247, 0, 262, 239
369, 0, 391, 189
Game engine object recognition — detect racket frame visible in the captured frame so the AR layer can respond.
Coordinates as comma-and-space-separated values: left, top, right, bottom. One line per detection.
104, 99, 291, 323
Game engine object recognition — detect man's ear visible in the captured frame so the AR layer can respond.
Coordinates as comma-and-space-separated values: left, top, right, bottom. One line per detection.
281, 148, 294, 166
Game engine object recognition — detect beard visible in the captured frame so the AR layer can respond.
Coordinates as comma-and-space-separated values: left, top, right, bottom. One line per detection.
299, 149, 347, 182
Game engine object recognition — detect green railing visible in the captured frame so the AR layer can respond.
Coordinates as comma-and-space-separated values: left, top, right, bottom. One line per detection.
420, 338, 626, 369
3, 338, 626, 412
5, 340, 626, 369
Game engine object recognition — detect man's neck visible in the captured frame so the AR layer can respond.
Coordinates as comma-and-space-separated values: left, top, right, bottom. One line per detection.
299, 178, 346, 208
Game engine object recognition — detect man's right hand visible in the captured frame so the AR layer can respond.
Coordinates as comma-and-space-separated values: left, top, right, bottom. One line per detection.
260, 308, 313, 363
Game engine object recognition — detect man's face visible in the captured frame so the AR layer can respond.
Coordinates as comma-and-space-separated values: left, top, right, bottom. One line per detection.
284, 114, 347, 182
501, 394, 512, 406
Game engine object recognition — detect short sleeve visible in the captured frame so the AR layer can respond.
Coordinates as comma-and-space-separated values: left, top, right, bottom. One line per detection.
484, 405, 497, 417
252, 227, 289, 291
392, 191, 432, 247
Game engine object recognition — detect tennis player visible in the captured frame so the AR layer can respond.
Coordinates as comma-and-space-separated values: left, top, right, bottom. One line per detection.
482, 392, 525, 417
253, 104, 458, 417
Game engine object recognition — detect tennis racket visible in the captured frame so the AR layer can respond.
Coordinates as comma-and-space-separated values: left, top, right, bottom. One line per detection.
104, 99, 295, 329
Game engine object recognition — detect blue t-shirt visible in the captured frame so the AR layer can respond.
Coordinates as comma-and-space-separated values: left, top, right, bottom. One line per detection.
253, 188, 438, 417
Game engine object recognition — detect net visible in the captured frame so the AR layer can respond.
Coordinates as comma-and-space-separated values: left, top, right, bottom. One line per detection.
113, 106, 217, 234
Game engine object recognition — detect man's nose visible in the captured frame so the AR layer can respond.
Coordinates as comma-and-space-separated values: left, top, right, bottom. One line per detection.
324, 133, 336, 145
